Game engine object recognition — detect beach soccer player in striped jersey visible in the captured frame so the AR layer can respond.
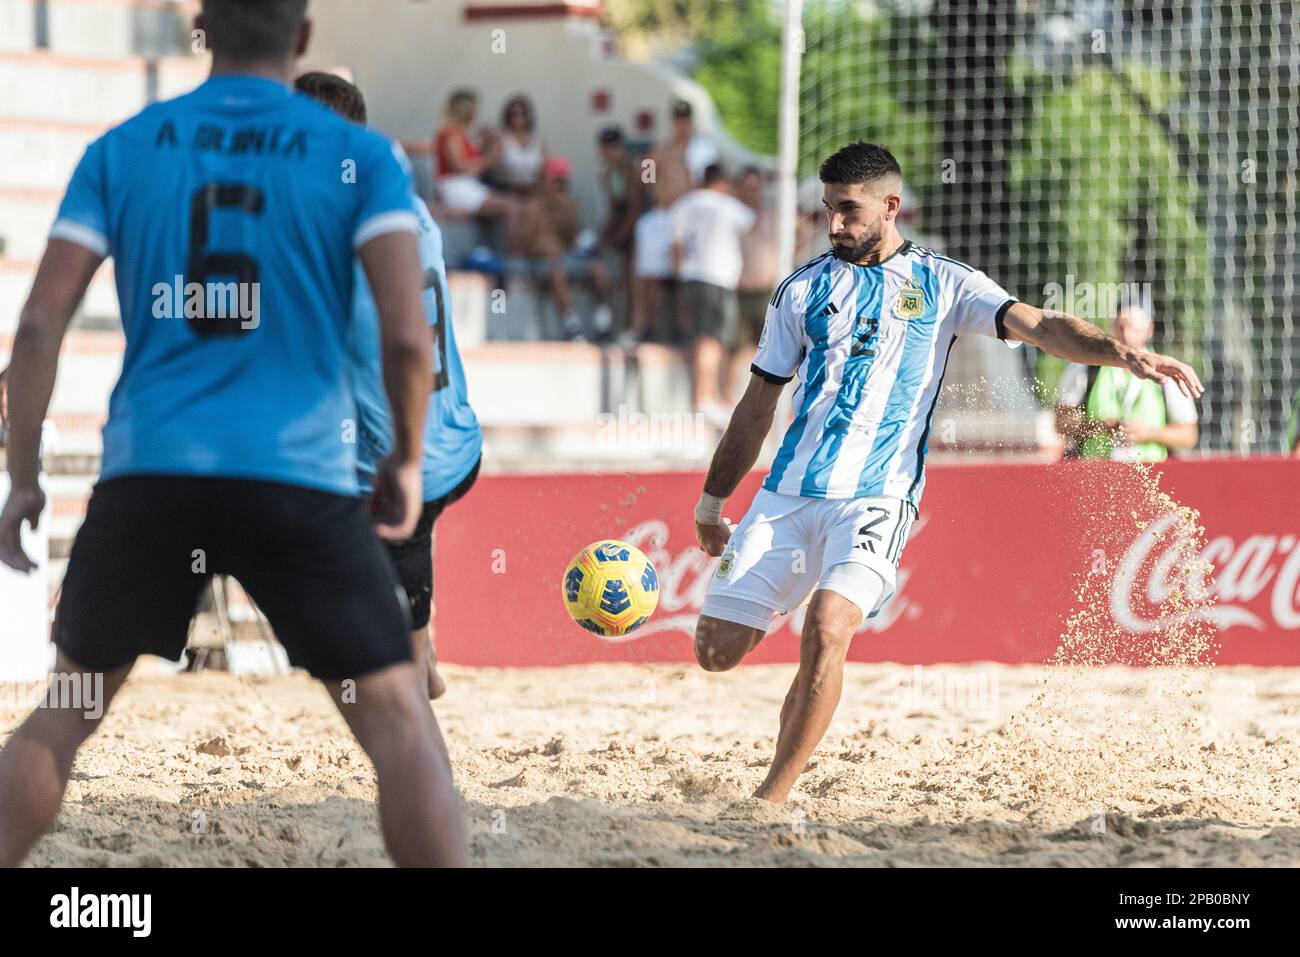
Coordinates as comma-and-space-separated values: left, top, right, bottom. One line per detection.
692, 140, 1204, 805
295, 72, 483, 701
0, 0, 466, 866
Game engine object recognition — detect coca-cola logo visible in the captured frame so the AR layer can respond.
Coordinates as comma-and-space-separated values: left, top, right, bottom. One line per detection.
1111, 512, 1300, 632
603, 515, 926, 642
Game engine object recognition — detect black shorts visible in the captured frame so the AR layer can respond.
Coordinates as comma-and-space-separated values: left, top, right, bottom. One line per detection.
384, 457, 481, 631
680, 280, 740, 349
54, 475, 411, 680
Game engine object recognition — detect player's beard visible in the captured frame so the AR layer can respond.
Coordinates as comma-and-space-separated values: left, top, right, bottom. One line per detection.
830, 220, 886, 264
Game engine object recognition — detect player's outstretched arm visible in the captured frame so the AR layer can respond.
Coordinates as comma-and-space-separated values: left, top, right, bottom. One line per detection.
694, 373, 784, 556
1001, 301, 1204, 399
0, 239, 101, 572
359, 230, 433, 543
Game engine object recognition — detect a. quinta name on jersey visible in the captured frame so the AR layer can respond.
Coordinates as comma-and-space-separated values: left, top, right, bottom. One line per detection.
155, 119, 309, 158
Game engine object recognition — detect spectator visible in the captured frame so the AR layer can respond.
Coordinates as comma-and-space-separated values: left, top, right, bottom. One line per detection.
630, 182, 677, 344
495, 94, 546, 196
732, 165, 778, 399
433, 89, 516, 222
1054, 304, 1198, 461
629, 99, 719, 346
671, 163, 756, 428
645, 98, 717, 211
594, 126, 641, 346
508, 156, 595, 341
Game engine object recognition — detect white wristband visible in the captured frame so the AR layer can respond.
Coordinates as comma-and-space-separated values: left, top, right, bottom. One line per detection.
694, 493, 725, 526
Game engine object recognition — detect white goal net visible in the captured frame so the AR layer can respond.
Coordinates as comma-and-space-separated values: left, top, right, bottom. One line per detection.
791, 0, 1299, 453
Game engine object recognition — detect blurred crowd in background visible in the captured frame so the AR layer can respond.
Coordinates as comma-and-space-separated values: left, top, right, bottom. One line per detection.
427, 91, 777, 425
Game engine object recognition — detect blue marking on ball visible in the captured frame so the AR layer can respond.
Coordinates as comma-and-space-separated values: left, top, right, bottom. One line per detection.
641, 563, 658, 593
564, 566, 584, 602
594, 543, 631, 563
598, 579, 632, 614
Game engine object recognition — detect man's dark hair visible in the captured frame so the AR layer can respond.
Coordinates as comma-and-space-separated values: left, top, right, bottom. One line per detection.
819, 140, 902, 187
295, 71, 366, 124
740, 164, 762, 180
201, 0, 308, 62
702, 163, 726, 186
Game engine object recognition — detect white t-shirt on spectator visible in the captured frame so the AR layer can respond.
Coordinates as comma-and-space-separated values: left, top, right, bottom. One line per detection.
1056, 361, 1198, 424
671, 188, 756, 290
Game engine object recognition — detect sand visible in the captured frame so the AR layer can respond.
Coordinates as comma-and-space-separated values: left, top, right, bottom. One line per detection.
5, 659, 1298, 867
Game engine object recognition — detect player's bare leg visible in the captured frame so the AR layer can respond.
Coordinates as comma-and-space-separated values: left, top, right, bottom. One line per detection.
694, 614, 765, 672
413, 617, 447, 700
753, 589, 861, 804
405, 622, 451, 776
0, 653, 133, 866
324, 662, 467, 867
422, 528, 448, 700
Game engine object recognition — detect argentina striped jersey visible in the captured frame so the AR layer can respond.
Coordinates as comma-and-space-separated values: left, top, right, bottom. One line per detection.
752, 240, 1019, 506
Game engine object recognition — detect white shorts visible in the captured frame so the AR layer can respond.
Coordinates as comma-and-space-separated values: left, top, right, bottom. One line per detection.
438, 174, 490, 215
633, 208, 674, 279
700, 489, 915, 631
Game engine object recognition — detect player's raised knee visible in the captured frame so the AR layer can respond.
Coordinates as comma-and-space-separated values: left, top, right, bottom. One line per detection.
693, 616, 754, 672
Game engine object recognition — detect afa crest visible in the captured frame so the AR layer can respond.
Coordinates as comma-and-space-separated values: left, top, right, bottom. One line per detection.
895, 278, 925, 320
715, 549, 736, 579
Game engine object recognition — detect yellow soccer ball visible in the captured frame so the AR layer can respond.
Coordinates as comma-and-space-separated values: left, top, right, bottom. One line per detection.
561, 540, 660, 638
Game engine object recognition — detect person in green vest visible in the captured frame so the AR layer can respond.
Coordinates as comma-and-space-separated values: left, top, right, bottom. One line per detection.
1054, 305, 1199, 461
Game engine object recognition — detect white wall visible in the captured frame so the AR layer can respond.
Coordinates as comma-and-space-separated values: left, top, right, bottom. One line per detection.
305, 2, 760, 227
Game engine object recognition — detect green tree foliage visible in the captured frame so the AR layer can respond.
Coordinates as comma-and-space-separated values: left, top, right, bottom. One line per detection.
606, 0, 783, 155
610, 1, 1213, 402
692, 9, 783, 155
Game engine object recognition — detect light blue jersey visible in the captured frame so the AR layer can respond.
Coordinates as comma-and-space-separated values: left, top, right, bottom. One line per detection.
753, 242, 1019, 506
51, 75, 420, 495
349, 198, 482, 501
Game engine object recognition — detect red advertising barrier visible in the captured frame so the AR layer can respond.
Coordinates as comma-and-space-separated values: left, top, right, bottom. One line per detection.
434, 458, 1300, 666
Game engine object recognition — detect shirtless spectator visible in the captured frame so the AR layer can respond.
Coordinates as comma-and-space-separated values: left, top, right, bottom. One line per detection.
510, 156, 595, 340
732, 165, 778, 400
434, 89, 517, 223
646, 99, 717, 210
629, 100, 717, 343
